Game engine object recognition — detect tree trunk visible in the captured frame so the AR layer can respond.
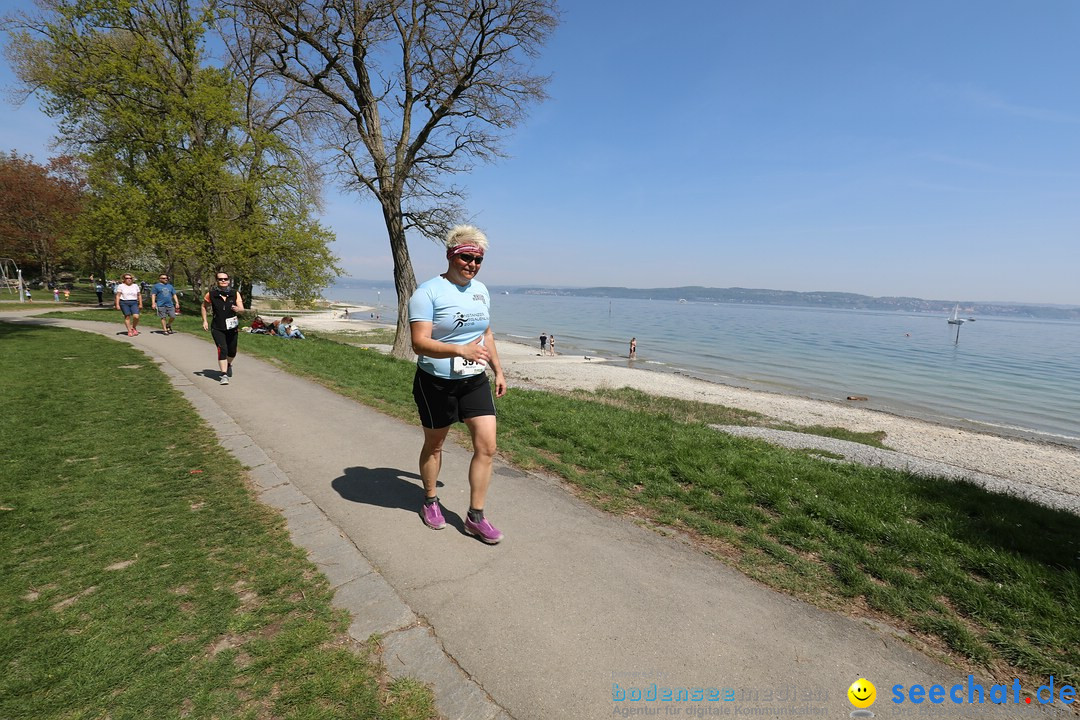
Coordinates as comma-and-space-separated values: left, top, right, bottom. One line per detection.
382, 198, 418, 359
239, 280, 254, 312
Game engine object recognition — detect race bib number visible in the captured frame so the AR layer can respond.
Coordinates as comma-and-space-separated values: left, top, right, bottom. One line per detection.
225, 316, 239, 330
451, 355, 486, 377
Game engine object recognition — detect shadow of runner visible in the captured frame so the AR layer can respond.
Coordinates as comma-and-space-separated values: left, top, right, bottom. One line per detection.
331, 467, 461, 528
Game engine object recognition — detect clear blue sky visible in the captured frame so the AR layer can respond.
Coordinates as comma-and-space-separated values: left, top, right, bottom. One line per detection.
3, 1, 1078, 304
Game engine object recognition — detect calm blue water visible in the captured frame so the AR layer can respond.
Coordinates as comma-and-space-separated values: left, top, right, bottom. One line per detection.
329, 281, 1080, 448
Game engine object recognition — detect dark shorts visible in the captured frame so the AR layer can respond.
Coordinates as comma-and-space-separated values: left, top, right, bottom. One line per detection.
412, 368, 496, 429
210, 327, 239, 360
119, 300, 140, 316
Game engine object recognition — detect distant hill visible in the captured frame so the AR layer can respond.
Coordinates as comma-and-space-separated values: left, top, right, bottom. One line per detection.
503, 285, 1080, 321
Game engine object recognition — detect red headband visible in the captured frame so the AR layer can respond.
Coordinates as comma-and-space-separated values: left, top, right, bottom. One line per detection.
447, 244, 484, 260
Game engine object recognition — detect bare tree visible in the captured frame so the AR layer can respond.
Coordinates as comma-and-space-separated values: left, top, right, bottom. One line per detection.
227, 0, 558, 357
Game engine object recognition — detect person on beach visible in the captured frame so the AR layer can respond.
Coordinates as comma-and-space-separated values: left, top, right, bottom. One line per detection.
539, 332, 547, 355
114, 273, 142, 336
151, 273, 180, 334
273, 316, 305, 339
548, 333, 555, 356
408, 225, 507, 544
201, 271, 245, 385
629, 337, 637, 360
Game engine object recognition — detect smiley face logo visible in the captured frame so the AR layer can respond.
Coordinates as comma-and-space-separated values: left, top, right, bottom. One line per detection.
848, 678, 876, 708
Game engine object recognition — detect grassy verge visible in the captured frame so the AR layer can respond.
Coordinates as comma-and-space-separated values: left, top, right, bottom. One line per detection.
0, 322, 435, 720
32, 310, 1080, 685
316, 327, 398, 346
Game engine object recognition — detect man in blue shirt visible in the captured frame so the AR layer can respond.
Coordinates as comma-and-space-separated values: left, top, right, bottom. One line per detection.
151, 273, 180, 335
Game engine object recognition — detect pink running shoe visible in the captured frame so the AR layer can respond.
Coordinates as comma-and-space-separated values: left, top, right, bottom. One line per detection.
127, 328, 134, 336
420, 499, 445, 530
464, 516, 503, 544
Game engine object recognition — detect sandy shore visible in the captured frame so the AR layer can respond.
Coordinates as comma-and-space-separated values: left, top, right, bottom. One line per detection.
297, 308, 1079, 506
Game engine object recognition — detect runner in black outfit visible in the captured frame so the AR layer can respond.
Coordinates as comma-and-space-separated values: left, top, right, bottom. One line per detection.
201, 272, 245, 385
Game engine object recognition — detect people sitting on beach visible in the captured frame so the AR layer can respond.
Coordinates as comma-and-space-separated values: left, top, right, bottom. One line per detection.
272, 316, 305, 339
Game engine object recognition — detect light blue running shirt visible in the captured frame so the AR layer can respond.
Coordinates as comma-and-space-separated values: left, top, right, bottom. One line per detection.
408, 275, 490, 379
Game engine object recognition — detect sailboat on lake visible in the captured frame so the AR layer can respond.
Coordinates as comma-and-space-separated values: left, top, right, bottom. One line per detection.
947, 304, 966, 326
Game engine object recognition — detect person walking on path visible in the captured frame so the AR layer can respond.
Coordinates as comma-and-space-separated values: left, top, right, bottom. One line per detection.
95, 281, 104, 305
151, 273, 180, 334
114, 273, 142, 336
201, 271, 245, 385
53, 287, 60, 302
408, 225, 507, 544
629, 337, 637, 360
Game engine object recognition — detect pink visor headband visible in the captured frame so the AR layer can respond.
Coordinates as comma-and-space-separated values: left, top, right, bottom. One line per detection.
447, 244, 484, 259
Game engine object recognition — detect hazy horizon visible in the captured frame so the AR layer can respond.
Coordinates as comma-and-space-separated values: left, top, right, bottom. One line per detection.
330, 277, 1080, 309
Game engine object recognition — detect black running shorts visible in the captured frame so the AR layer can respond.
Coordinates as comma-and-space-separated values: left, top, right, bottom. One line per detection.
412, 368, 496, 429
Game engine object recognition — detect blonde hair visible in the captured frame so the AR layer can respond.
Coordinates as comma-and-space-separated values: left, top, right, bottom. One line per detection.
444, 225, 488, 252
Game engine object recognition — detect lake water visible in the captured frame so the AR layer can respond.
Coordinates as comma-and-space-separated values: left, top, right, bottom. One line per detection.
329, 280, 1080, 449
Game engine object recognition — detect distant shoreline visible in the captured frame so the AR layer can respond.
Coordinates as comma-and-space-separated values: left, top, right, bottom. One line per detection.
325, 279, 1080, 320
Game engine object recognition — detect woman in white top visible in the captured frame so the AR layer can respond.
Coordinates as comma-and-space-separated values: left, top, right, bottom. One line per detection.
113, 273, 143, 336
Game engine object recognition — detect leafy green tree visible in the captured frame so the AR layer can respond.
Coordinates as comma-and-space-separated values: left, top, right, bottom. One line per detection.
3, 0, 340, 302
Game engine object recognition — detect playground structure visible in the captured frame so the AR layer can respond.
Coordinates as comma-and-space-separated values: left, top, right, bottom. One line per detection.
0, 258, 27, 302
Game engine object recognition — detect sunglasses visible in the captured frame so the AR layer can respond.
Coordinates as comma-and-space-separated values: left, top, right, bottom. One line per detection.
456, 253, 484, 265
216, 276, 230, 281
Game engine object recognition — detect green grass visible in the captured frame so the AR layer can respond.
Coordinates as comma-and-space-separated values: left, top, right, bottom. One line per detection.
29, 310, 1080, 685
0, 322, 436, 720
304, 327, 398, 347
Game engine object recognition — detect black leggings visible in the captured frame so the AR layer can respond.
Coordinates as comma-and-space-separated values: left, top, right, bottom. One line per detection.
210, 327, 238, 360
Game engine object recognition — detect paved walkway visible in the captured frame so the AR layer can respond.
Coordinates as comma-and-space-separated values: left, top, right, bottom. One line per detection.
6, 310, 1009, 719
